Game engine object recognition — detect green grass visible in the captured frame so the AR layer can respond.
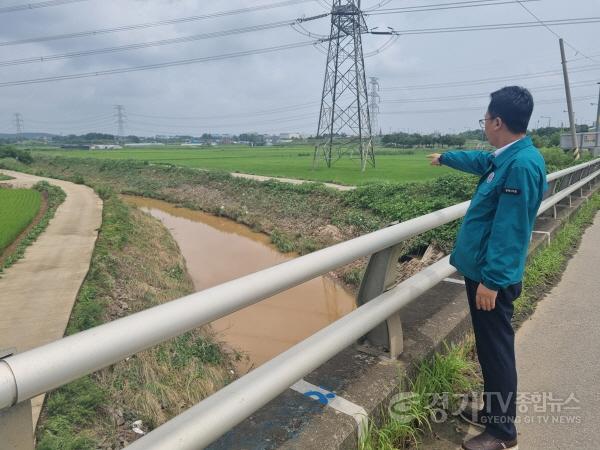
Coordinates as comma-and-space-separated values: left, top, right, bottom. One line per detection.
34, 145, 454, 185
360, 343, 477, 450
1, 182, 66, 273
0, 173, 13, 181
33, 145, 591, 186
0, 188, 41, 252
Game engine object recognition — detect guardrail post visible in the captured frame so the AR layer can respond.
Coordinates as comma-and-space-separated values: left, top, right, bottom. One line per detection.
578, 166, 589, 197
0, 349, 34, 450
543, 179, 559, 218
356, 227, 405, 359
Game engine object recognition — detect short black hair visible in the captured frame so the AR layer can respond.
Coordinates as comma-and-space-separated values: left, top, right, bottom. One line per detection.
487, 86, 534, 134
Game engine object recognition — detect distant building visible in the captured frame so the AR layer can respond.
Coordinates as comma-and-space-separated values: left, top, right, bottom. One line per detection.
279, 132, 302, 140
90, 144, 123, 150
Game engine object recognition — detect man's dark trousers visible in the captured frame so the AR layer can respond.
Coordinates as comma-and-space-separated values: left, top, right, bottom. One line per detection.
464, 277, 522, 441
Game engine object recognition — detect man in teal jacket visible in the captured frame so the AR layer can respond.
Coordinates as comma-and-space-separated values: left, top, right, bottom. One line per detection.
429, 86, 547, 450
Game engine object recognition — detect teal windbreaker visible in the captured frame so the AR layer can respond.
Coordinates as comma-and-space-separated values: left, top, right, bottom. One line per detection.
440, 136, 548, 290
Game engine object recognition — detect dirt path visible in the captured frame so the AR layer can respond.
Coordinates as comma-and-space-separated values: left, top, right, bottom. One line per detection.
229, 172, 356, 191
0, 169, 102, 426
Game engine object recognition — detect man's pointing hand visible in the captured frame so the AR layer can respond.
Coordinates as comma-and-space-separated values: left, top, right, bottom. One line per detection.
427, 153, 442, 166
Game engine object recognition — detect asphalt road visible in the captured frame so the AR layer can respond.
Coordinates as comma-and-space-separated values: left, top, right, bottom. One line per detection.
516, 210, 600, 449
416, 209, 600, 450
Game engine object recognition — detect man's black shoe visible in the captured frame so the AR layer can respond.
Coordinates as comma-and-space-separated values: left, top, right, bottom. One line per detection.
462, 430, 518, 450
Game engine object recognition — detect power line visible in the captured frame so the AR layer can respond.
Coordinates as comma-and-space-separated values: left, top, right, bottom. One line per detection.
0, 40, 325, 88
383, 80, 599, 103
369, 17, 600, 35
127, 102, 319, 121
380, 95, 597, 115
365, 0, 540, 16
0, 0, 316, 47
381, 64, 600, 91
26, 114, 116, 124
0, 0, 89, 14
127, 112, 317, 130
514, 0, 600, 64
0, 20, 304, 67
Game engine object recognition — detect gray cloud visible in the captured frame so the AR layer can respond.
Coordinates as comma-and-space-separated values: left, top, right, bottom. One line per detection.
0, 0, 598, 136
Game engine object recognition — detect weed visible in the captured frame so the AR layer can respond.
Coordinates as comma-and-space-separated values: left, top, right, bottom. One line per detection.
271, 229, 296, 253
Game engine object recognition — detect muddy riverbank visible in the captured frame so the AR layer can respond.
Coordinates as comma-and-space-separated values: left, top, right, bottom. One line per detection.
124, 195, 357, 374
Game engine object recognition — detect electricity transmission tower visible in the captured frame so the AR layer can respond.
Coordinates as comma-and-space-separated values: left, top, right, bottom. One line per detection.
368, 76, 380, 136
314, 0, 375, 172
14, 113, 24, 141
114, 105, 126, 142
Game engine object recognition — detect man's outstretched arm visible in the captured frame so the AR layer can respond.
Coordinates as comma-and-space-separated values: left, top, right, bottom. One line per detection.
428, 151, 493, 176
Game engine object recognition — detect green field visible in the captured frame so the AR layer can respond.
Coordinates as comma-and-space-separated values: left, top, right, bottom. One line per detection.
0, 189, 42, 252
35, 145, 454, 185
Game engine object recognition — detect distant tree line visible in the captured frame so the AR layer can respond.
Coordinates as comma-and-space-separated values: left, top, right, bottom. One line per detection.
382, 132, 467, 148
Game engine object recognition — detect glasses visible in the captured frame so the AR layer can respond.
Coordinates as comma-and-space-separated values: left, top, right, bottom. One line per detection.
479, 118, 493, 128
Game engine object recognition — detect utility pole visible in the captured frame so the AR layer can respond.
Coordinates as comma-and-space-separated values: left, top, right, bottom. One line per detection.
114, 105, 126, 143
14, 113, 24, 142
314, 0, 375, 172
596, 81, 600, 147
559, 38, 580, 159
368, 77, 380, 137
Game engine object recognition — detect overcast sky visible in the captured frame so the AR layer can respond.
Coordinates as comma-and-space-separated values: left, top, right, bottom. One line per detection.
0, 0, 598, 137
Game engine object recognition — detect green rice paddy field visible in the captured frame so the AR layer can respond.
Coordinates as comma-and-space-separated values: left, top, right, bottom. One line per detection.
35, 146, 454, 185
0, 188, 41, 252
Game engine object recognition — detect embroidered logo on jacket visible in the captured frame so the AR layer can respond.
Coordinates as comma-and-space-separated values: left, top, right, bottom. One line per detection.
503, 187, 521, 195
486, 172, 495, 183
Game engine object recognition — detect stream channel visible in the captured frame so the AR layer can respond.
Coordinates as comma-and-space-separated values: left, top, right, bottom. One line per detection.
123, 196, 357, 374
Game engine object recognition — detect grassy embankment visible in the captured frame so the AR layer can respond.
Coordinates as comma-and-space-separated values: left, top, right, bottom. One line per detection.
35, 191, 238, 449
0, 181, 66, 273
360, 191, 600, 449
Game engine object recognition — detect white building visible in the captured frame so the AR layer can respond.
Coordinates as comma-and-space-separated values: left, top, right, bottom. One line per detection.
90, 144, 123, 150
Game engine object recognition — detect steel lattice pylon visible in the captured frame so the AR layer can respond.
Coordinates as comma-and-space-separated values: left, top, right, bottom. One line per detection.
314, 0, 375, 172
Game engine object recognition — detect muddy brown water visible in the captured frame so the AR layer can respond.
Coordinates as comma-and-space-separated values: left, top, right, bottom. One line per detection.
123, 196, 356, 374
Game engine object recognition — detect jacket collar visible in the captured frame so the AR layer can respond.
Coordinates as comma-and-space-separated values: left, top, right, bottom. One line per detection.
492, 136, 532, 168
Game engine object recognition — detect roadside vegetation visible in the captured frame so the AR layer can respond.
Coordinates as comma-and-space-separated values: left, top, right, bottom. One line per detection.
360, 191, 600, 449
361, 341, 478, 450
0, 173, 13, 180
0, 181, 66, 273
35, 192, 238, 449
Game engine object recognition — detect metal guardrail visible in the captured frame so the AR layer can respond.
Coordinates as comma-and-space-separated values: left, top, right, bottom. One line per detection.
0, 159, 599, 450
